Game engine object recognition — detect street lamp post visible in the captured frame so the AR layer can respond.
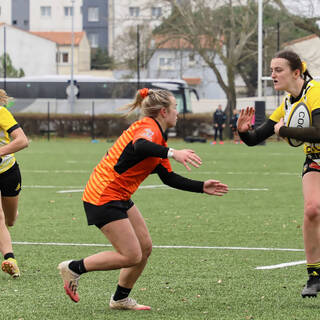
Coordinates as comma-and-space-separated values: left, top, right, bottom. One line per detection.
257, 0, 263, 99
137, 24, 140, 90
70, 0, 75, 113
3, 24, 6, 91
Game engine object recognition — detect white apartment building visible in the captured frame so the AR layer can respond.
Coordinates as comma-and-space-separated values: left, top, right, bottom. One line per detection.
0, 0, 11, 25
29, 0, 83, 32
0, 0, 83, 32
108, 0, 172, 57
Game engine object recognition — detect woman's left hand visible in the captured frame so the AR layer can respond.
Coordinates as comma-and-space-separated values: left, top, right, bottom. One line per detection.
203, 180, 229, 196
274, 118, 285, 136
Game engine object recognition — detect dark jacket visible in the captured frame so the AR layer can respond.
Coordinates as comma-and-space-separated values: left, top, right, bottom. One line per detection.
213, 109, 226, 126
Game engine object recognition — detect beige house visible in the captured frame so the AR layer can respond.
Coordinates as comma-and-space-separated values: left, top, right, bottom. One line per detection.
31, 31, 91, 75
284, 34, 320, 78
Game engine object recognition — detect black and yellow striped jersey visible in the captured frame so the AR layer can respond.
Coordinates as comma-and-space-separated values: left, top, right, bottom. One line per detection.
270, 80, 320, 155
0, 106, 19, 173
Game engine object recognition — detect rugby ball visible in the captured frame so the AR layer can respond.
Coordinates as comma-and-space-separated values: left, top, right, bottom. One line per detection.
285, 102, 311, 147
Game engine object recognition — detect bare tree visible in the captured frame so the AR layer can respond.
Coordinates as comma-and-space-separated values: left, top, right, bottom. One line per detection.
111, 1, 173, 74
273, 0, 320, 37
156, 0, 261, 114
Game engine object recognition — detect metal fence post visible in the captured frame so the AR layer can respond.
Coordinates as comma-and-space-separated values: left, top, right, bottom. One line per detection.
47, 101, 50, 141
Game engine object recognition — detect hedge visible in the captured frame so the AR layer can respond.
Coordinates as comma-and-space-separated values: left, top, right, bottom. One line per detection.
14, 113, 216, 138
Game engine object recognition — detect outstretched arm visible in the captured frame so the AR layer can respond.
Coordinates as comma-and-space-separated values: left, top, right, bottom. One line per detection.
237, 107, 275, 146
134, 138, 202, 171
155, 164, 228, 196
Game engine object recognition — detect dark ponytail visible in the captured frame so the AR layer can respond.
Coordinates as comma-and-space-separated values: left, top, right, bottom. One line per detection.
274, 50, 312, 81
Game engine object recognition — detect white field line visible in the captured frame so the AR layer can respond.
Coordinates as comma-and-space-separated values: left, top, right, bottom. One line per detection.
12, 241, 303, 252
24, 185, 83, 189
56, 187, 269, 194
12, 241, 304, 269
23, 185, 269, 193
256, 260, 306, 270
57, 189, 84, 193
186, 171, 299, 176
23, 170, 88, 173
23, 169, 299, 176
230, 188, 268, 191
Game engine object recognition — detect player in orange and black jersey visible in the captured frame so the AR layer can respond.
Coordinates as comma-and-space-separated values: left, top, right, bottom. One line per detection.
58, 87, 229, 310
237, 50, 320, 298
0, 89, 29, 278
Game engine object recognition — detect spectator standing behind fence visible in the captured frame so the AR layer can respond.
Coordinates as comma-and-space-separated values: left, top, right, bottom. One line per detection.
0, 89, 29, 278
212, 104, 226, 145
229, 109, 241, 144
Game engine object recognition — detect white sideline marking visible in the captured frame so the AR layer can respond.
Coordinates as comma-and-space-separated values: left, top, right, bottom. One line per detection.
24, 185, 83, 189
230, 188, 268, 191
24, 170, 88, 173
186, 171, 299, 176
24, 169, 299, 176
256, 260, 306, 270
56, 186, 268, 193
57, 189, 84, 193
22, 184, 269, 193
12, 241, 304, 252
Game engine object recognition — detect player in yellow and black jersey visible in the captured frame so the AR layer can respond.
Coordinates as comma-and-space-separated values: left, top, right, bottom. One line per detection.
0, 89, 28, 278
237, 50, 320, 298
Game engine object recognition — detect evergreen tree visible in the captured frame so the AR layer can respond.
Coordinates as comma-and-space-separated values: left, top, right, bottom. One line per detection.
0, 54, 25, 78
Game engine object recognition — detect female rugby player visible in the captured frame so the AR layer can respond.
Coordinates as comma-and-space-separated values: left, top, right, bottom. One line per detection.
237, 50, 320, 298
0, 89, 29, 277
58, 88, 229, 310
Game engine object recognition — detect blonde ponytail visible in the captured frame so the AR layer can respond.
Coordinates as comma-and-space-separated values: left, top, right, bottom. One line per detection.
0, 89, 10, 106
124, 88, 173, 118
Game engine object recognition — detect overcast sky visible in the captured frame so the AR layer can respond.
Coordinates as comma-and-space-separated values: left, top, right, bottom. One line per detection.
282, 0, 320, 18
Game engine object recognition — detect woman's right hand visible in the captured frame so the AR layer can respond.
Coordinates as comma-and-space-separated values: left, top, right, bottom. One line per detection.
172, 149, 202, 171
237, 107, 255, 133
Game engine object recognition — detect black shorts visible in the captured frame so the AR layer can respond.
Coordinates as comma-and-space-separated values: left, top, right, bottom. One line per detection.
302, 156, 320, 177
83, 199, 134, 229
0, 162, 22, 196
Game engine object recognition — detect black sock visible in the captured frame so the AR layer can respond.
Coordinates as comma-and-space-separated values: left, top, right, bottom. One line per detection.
68, 259, 87, 275
113, 285, 132, 301
4, 253, 14, 260
307, 262, 320, 277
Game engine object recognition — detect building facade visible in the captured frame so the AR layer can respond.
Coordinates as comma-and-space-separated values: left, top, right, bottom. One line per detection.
12, 0, 29, 30
0, 0, 109, 51
108, 0, 171, 57
0, 1, 91, 76
0, 24, 57, 76
82, 0, 108, 51
113, 36, 227, 100
284, 34, 320, 78
0, 0, 83, 31
29, 0, 83, 32
31, 31, 91, 74
0, 0, 173, 56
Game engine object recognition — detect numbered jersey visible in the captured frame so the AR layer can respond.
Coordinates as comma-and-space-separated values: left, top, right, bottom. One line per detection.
269, 80, 320, 155
0, 106, 19, 173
